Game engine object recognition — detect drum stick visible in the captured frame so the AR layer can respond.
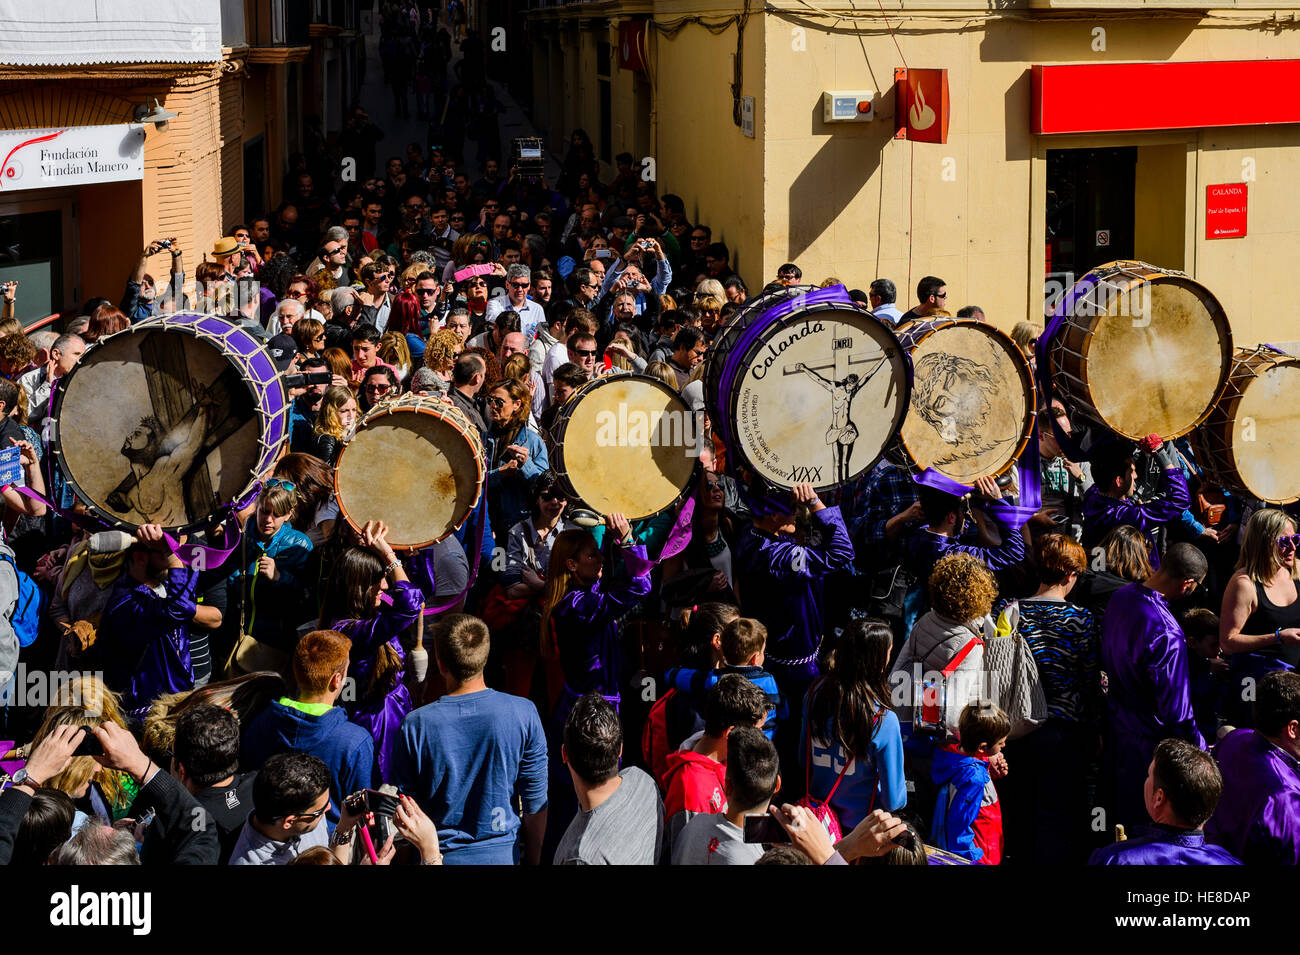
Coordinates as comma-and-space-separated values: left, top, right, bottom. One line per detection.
409, 605, 429, 684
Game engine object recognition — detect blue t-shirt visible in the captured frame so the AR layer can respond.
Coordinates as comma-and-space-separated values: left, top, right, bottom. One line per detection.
799, 696, 907, 830
391, 688, 548, 864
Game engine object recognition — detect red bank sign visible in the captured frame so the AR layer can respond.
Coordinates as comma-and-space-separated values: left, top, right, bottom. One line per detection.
895, 68, 950, 143
1032, 60, 1300, 134
1206, 184, 1248, 239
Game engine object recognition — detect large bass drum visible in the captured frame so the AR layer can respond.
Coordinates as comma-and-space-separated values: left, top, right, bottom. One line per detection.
1049, 261, 1233, 440
1190, 345, 1300, 505
550, 373, 699, 520
50, 313, 289, 533
887, 317, 1036, 483
334, 393, 485, 548
705, 285, 909, 492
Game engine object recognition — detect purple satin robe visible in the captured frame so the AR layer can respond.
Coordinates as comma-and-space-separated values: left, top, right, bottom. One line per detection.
331, 579, 423, 782
1082, 465, 1188, 567
1205, 728, 1300, 865
553, 544, 653, 710
1101, 583, 1206, 823
734, 505, 854, 690
1089, 826, 1241, 865
103, 566, 198, 716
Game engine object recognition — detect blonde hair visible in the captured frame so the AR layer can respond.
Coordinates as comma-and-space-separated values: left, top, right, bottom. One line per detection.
1010, 321, 1041, 358
142, 671, 287, 765
47, 673, 127, 725
696, 279, 725, 302
644, 360, 676, 388
32, 706, 128, 811
928, 552, 998, 623
378, 332, 412, 377
503, 352, 531, 382
425, 329, 462, 373
539, 529, 597, 659
314, 386, 356, 439
1237, 508, 1299, 584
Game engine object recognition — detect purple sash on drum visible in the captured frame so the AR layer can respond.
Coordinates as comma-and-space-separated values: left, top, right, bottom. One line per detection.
911, 466, 1038, 529
1035, 275, 1095, 465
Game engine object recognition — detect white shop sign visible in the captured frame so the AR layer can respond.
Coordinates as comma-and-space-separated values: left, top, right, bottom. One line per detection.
0, 124, 146, 193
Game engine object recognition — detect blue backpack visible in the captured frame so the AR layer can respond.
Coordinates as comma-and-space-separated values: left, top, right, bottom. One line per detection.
0, 548, 45, 648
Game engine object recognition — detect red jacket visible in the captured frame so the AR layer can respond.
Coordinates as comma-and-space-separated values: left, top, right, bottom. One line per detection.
662, 750, 727, 818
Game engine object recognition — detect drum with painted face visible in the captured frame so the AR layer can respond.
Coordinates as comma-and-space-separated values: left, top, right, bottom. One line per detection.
887, 317, 1036, 483
334, 393, 485, 549
705, 285, 910, 493
50, 313, 289, 533
1048, 261, 1233, 440
550, 373, 700, 520
1191, 345, 1300, 505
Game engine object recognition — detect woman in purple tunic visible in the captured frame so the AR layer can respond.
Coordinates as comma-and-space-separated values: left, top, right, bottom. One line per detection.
539, 512, 653, 725
318, 520, 422, 782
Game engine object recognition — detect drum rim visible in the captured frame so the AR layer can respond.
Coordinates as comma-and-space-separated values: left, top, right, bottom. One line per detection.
1049, 263, 1234, 441
888, 316, 1038, 480
333, 393, 486, 549
549, 371, 700, 522
708, 300, 911, 493
49, 313, 289, 535
1190, 345, 1300, 505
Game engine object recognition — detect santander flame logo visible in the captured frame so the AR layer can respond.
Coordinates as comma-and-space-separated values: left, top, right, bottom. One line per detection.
909, 81, 936, 131
0, 130, 67, 188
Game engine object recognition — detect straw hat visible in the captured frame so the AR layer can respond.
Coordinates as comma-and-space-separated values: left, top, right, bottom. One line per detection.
211, 236, 241, 258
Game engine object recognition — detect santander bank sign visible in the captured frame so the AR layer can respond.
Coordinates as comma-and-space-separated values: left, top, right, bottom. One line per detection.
0, 124, 145, 192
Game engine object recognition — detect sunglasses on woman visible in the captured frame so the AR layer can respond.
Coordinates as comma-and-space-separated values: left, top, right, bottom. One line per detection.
540, 491, 566, 502
1278, 535, 1300, 552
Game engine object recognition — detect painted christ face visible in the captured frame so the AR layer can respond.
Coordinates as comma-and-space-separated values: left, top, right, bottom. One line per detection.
913, 354, 993, 446
122, 421, 159, 456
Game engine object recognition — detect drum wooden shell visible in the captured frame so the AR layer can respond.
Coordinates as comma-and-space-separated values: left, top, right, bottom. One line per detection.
706, 288, 910, 493
1190, 346, 1300, 505
334, 394, 485, 548
550, 373, 699, 520
1049, 261, 1232, 440
50, 313, 289, 534
887, 317, 1036, 483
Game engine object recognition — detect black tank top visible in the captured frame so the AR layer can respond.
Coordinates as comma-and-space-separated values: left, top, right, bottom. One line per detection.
1242, 578, 1300, 667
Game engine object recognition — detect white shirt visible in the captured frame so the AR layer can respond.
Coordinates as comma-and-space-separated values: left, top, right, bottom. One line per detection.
485, 296, 547, 342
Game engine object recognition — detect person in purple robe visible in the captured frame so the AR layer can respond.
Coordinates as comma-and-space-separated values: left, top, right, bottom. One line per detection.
1090, 739, 1240, 865
1205, 670, 1300, 864
734, 481, 853, 789
903, 475, 1027, 586
1082, 436, 1188, 568
540, 512, 652, 725
1101, 542, 1208, 830
100, 523, 198, 717
318, 520, 423, 782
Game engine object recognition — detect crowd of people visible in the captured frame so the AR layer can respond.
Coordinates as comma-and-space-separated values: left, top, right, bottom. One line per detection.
0, 4, 1296, 869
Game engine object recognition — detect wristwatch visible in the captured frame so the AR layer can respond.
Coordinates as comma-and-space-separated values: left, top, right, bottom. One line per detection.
330, 826, 355, 848
12, 768, 43, 788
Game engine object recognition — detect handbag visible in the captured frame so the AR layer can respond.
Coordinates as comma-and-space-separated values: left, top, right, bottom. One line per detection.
869, 564, 914, 621
798, 713, 880, 842
224, 534, 291, 678
980, 602, 1048, 740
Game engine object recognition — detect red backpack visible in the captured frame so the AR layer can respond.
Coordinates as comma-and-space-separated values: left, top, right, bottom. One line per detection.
642, 688, 679, 786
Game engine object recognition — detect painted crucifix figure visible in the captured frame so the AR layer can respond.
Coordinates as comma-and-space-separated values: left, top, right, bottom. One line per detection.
786, 334, 893, 484
105, 331, 249, 527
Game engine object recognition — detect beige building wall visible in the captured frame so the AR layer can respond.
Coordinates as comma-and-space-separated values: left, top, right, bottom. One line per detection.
528, 4, 1300, 346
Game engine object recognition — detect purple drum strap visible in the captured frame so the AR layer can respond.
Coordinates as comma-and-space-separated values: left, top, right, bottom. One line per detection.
655, 496, 695, 561
12, 482, 261, 568
911, 466, 1037, 529
422, 501, 487, 616
1035, 274, 1095, 464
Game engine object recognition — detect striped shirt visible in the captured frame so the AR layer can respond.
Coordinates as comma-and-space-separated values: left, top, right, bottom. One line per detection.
997, 596, 1100, 725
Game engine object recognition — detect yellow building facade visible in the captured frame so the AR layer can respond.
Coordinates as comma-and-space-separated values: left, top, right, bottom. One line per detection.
529, 1, 1300, 345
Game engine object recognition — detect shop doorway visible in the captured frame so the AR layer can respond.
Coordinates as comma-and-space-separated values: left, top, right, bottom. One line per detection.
1046, 146, 1136, 283
0, 197, 77, 327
